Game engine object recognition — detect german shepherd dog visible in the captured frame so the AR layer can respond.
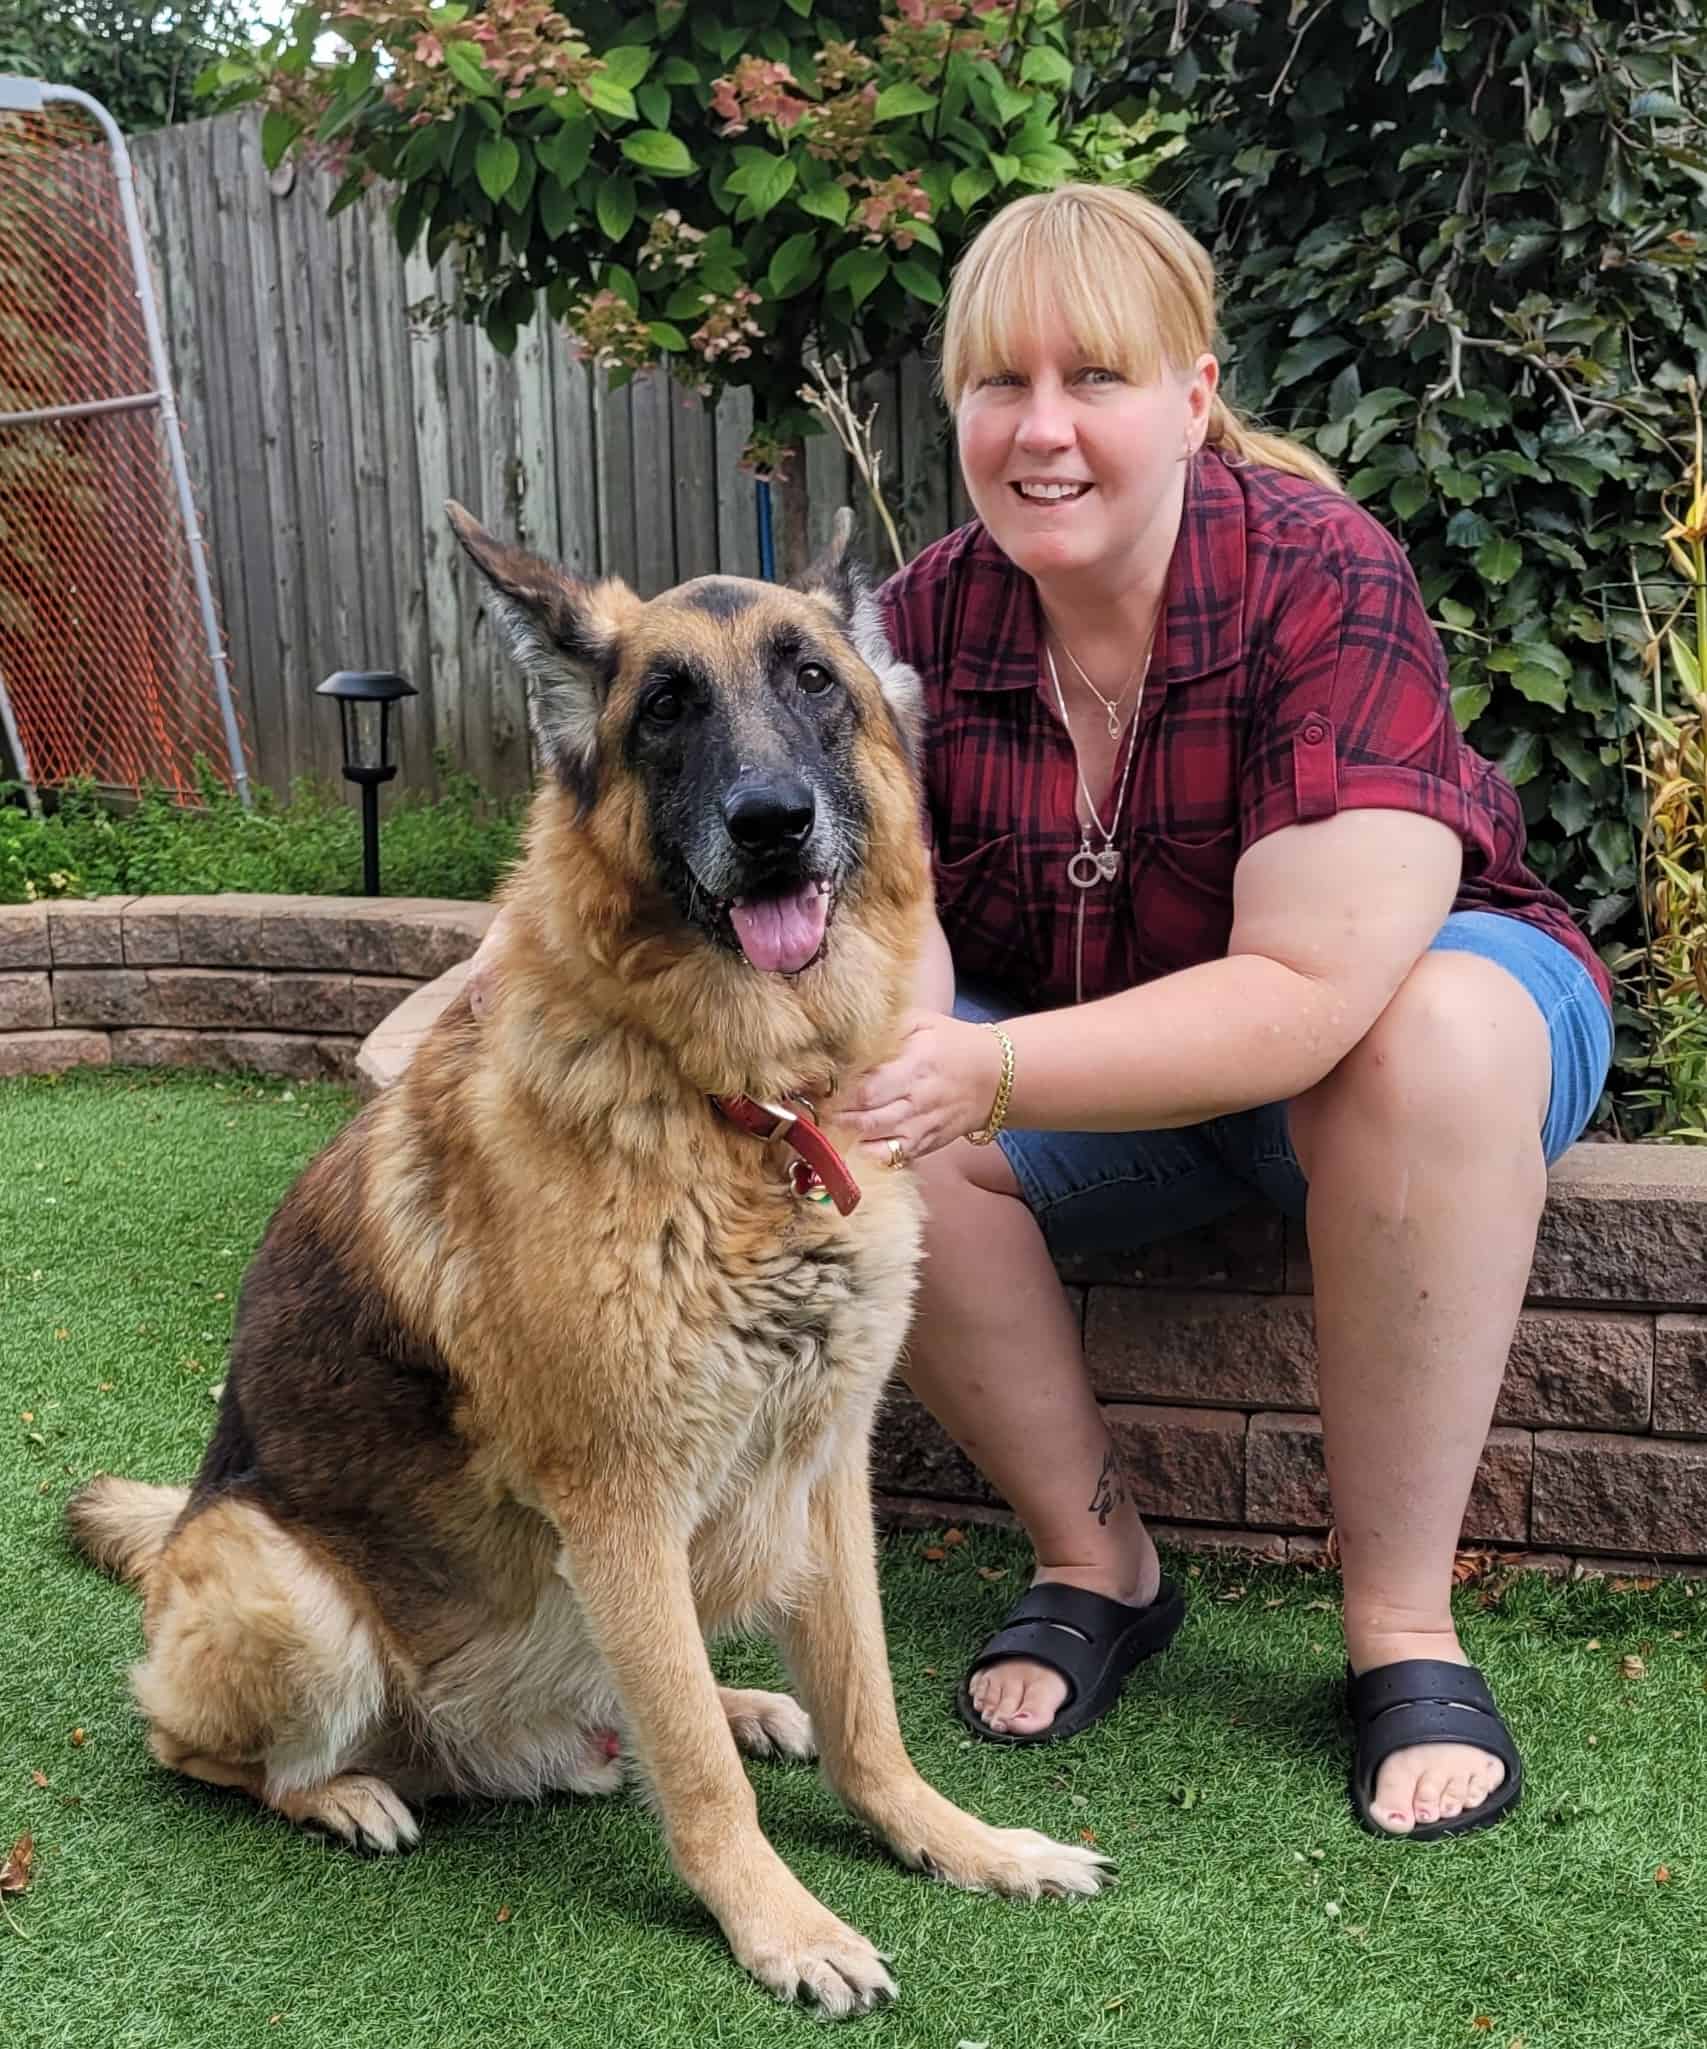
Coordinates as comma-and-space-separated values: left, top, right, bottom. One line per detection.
67, 506, 1108, 2015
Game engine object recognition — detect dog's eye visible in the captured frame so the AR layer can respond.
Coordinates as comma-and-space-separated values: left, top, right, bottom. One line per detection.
798, 663, 836, 697
641, 684, 684, 725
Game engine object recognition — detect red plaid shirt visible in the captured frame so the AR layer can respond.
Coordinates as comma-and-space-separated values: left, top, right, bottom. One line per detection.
879, 450, 1612, 1011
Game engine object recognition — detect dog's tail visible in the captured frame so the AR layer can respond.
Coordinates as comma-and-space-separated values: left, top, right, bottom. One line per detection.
64, 1477, 187, 1585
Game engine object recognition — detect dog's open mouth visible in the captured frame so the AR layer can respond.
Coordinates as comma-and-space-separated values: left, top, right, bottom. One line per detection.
728, 878, 834, 974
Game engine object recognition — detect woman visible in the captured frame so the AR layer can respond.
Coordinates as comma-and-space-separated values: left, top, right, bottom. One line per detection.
822, 183, 1611, 1842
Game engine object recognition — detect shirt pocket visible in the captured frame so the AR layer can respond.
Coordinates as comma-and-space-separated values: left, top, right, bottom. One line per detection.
931, 834, 1038, 997
1129, 824, 1241, 977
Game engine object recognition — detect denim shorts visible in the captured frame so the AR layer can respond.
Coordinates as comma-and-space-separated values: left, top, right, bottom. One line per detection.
955, 910, 1613, 1259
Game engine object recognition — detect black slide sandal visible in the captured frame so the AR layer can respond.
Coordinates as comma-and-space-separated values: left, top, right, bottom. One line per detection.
956, 1580, 1186, 1747
1347, 1658, 1523, 1841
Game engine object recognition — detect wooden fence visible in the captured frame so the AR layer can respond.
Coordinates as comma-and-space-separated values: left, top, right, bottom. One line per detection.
130, 111, 969, 800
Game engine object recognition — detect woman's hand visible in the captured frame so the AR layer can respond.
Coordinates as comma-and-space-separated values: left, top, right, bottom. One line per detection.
830, 1010, 1006, 1167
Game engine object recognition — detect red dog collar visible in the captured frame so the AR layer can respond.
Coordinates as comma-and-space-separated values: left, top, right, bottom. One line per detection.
712, 1094, 861, 1216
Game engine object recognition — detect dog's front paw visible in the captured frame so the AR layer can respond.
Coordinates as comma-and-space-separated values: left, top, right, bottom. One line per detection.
732, 1903, 896, 2017
720, 1686, 817, 1763
275, 1772, 421, 1855
873, 1787, 1113, 1899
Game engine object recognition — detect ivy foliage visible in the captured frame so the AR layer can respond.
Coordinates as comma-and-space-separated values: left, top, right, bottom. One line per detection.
1121, 0, 1707, 1007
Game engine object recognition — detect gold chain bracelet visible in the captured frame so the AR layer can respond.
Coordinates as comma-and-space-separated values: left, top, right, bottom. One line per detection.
965, 1021, 1016, 1146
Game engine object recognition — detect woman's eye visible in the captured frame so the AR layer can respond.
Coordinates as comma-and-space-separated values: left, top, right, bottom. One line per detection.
642, 685, 684, 724
798, 662, 836, 697
1078, 367, 1121, 386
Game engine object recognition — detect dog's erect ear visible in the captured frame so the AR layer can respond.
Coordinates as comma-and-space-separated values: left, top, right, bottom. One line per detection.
793, 505, 922, 748
446, 500, 633, 807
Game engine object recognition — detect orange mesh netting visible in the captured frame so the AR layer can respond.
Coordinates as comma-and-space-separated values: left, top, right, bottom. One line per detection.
0, 91, 248, 802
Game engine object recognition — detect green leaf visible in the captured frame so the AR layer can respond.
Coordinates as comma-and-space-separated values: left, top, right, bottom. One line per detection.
596, 175, 637, 244
604, 263, 639, 312
1667, 628, 1703, 701
745, 155, 797, 218
1438, 599, 1477, 630
1588, 818, 1632, 880
1445, 510, 1494, 549
874, 82, 938, 122
1549, 780, 1594, 835
637, 83, 671, 129
621, 129, 693, 175
537, 119, 592, 185
892, 257, 943, 305
1272, 336, 1353, 388
767, 232, 819, 297
1450, 683, 1492, 729
1019, 45, 1073, 87
827, 246, 888, 308
647, 321, 688, 351
261, 109, 300, 171
797, 181, 850, 226
600, 47, 654, 90
1551, 735, 1601, 785
475, 134, 520, 203
444, 39, 495, 96
1498, 730, 1545, 787
989, 81, 1033, 126
584, 74, 638, 120
1510, 664, 1567, 711
1475, 536, 1522, 585
951, 165, 995, 213
539, 176, 578, 240
1389, 475, 1430, 521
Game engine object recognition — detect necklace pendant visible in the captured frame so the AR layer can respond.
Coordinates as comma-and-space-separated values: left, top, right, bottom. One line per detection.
1067, 845, 1106, 889
1095, 848, 1121, 882
1106, 706, 1121, 740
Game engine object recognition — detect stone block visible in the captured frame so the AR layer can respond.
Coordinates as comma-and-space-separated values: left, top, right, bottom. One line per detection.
0, 905, 50, 969
1654, 1315, 1707, 1437
53, 968, 148, 1028
260, 899, 353, 971
342, 901, 494, 980
1533, 1431, 1707, 1556
1245, 1412, 1532, 1543
351, 976, 419, 1037
271, 973, 355, 1033
1103, 1403, 1247, 1525
109, 1029, 357, 1083
143, 969, 272, 1030
1528, 1144, 1707, 1307
0, 972, 52, 1030
1085, 1290, 1318, 1409
1494, 1309, 1652, 1431
870, 1396, 996, 1504
175, 895, 279, 967
122, 897, 193, 964
47, 898, 132, 966
1055, 1200, 1284, 1293
0, 1029, 110, 1076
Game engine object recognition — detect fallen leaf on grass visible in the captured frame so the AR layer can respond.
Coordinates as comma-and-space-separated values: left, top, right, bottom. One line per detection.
1217, 1584, 1246, 1603
1584, 1638, 1601, 1652
1305, 1599, 1335, 1612
1619, 1655, 1647, 1680
942, 1528, 966, 1547
1451, 1550, 1496, 1586
1655, 1866, 1671, 1884
19, 1412, 32, 1424
1263, 1597, 1286, 1609
1078, 1827, 1098, 1845
1471, 2020, 1492, 2033
976, 1566, 1007, 1583
29, 1771, 46, 1789
496, 1904, 512, 1922
920, 1547, 947, 1563
69, 1729, 85, 1748
0, 1833, 33, 1896
1610, 1576, 1659, 1593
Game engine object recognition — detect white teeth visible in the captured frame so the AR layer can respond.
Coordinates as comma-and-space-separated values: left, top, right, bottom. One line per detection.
1017, 481, 1088, 500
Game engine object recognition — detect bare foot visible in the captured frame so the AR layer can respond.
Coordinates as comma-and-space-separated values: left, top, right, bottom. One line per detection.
1349, 1627, 1507, 1834
966, 1545, 1162, 1739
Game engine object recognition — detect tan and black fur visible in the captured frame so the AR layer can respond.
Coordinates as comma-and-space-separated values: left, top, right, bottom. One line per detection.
67, 507, 1108, 2014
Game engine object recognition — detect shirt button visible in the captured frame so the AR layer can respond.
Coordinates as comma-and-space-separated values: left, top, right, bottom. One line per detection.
1301, 720, 1328, 745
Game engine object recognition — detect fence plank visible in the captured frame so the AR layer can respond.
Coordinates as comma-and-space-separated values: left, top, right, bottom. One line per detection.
713, 386, 760, 580
404, 249, 467, 777
672, 384, 718, 582
551, 345, 600, 581
594, 373, 639, 589
630, 369, 676, 595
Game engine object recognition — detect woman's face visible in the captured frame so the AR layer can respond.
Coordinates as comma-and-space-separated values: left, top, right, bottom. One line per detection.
955, 300, 1217, 589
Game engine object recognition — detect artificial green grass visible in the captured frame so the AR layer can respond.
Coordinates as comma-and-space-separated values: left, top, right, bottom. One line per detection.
3, 1068, 1704, 2049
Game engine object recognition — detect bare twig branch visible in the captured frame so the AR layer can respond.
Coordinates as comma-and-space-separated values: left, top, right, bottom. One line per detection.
798, 354, 907, 572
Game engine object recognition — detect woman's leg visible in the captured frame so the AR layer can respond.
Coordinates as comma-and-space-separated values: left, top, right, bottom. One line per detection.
900, 1140, 1160, 1737
1287, 949, 1552, 1833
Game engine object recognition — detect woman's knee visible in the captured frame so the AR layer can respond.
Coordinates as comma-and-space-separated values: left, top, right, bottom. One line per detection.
1293, 950, 1551, 1169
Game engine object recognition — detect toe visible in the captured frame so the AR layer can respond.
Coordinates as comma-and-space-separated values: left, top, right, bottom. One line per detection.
1411, 1762, 1451, 1825
1370, 1755, 1417, 1834
1005, 1669, 1068, 1735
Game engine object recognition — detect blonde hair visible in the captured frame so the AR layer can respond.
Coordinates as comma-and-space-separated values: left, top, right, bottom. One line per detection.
939, 183, 1340, 493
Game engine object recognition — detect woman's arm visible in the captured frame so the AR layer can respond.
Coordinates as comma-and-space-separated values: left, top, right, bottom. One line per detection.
836, 808, 1461, 1156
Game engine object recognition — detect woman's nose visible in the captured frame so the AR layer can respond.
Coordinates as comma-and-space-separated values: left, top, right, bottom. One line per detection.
1015, 380, 1074, 451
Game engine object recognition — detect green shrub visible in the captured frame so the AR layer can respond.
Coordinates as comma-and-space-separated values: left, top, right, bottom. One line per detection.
1, 762, 525, 905
1118, 0, 1707, 1126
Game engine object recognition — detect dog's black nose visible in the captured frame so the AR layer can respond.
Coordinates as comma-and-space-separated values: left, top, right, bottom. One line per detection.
723, 777, 815, 851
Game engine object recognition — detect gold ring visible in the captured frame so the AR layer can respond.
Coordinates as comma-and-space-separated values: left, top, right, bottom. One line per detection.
884, 1136, 908, 1170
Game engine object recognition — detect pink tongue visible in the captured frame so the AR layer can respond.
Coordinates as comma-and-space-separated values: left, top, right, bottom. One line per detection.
729, 885, 829, 973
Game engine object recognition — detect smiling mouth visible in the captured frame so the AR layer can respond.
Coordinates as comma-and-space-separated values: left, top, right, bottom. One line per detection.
693, 875, 837, 974
1011, 481, 1093, 503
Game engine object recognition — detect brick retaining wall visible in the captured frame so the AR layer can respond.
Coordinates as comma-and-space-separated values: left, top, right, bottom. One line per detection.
0, 893, 494, 1084
4, 893, 1705, 1567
